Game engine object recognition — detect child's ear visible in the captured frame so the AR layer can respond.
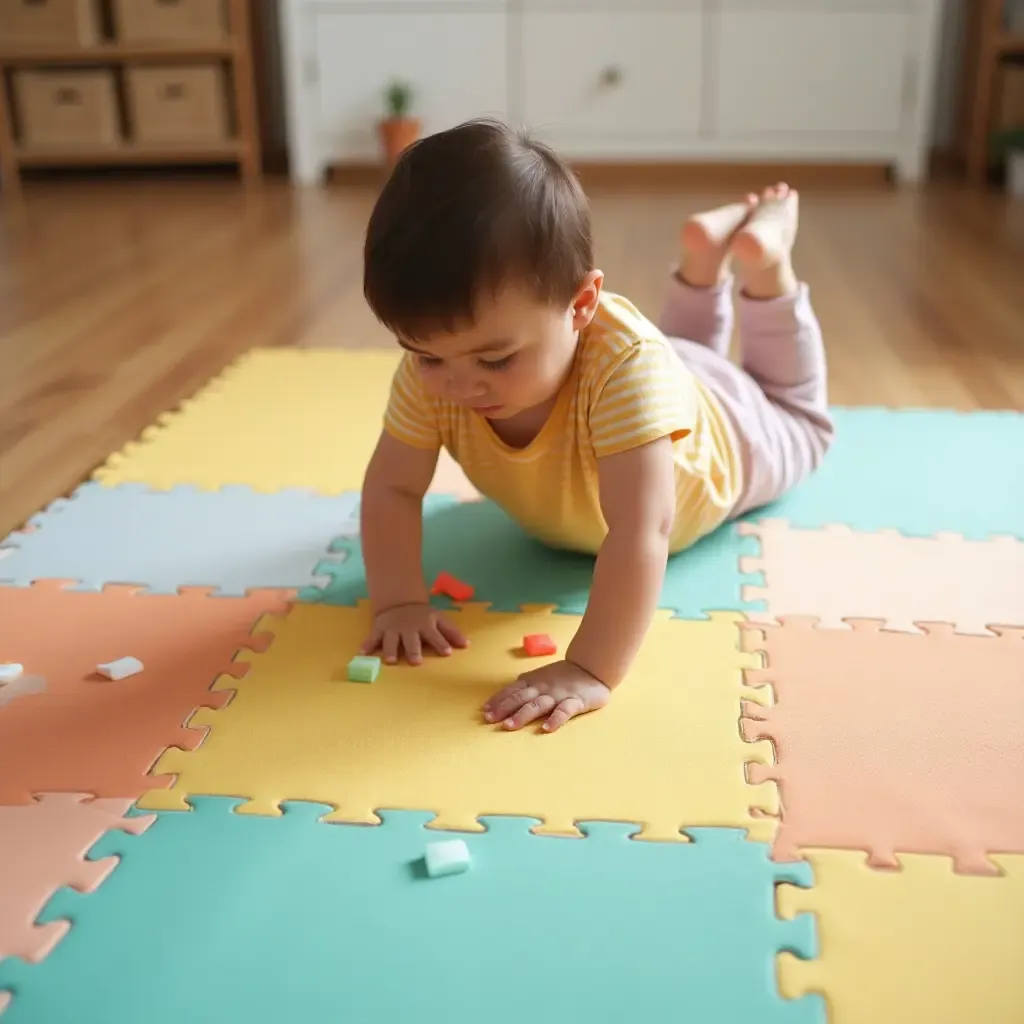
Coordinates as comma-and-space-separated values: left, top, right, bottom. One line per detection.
570, 270, 604, 329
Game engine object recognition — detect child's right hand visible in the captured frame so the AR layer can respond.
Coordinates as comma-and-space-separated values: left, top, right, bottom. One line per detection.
360, 602, 468, 665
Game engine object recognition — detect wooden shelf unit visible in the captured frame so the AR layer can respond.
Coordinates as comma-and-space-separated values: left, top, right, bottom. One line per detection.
0, 0, 261, 196
16, 140, 245, 167
960, 0, 1024, 184
0, 42, 240, 63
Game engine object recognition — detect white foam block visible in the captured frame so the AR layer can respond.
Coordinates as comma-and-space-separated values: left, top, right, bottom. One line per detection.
97, 657, 144, 681
0, 664, 24, 684
424, 839, 471, 878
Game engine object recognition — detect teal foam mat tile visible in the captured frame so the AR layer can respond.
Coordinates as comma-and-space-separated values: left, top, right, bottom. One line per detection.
302, 495, 763, 617
747, 408, 1024, 538
0, 799, 823, 1023
0, 483, 357, 595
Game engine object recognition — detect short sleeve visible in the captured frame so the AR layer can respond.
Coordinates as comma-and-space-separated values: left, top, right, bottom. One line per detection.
383, 354, 441, 450
589, 341, 694, 459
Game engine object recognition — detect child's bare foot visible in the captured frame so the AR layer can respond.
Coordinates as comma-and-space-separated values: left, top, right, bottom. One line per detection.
678, 196, 758, 288
730, 183, 800, 299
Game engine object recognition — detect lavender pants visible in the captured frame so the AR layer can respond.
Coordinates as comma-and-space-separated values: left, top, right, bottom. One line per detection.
660, 272, 835, 518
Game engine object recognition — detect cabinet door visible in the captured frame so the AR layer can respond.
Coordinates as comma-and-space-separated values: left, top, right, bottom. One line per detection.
715, 7, 911, 135
517, 7, 704, 157
313, 11, 508, 162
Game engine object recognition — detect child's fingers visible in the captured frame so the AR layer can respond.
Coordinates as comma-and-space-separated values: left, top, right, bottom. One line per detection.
438, 618, 469, 648
359, 629, 380, 655
503, 693, 557, 730
481, 680, 520, 715
422, 624, 452, 657
401, 629, 423, 665
381, 630, 400, 665
485, 684, 538, 724
542, 697, 586, 733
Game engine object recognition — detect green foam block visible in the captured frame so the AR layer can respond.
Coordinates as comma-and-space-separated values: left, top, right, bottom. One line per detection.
346, 655, 380, 683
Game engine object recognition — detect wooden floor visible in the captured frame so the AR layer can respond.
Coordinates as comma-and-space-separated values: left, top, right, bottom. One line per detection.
1, 174, 1022, 539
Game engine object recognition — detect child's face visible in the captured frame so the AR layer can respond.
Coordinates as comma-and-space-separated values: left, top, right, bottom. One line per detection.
399, 271, 603, 420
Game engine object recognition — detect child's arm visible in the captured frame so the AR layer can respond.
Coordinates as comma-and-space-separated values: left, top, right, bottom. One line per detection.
482, 435, 675, 730
566, 434, 675, 683
361, 431, 436, 610
360, 431, 468, 663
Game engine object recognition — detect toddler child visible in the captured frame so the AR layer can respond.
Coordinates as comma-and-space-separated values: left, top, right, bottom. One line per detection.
357, 119, 834, 732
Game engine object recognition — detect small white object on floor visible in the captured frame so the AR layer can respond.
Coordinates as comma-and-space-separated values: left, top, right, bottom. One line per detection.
97, 657, 144, 681
424, 839, 471, 878
0, 663, 24, 684
0, 674, 47, 708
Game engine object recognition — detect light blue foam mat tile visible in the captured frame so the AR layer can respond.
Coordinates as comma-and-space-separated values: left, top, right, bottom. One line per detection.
744, 407, 1024, 538
0, 799, 824, 1023
0, 482, 357, 595
302, 494, 764, 617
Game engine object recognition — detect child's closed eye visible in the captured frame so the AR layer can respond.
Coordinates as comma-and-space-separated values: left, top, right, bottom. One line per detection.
416, 353, 444, 368
479, 353, 516, 371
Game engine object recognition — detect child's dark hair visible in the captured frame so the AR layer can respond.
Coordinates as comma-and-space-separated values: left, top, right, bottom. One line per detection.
363, 118, 592, 342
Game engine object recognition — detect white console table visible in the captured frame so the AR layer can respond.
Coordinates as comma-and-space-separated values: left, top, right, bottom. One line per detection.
278, 0, 944, 184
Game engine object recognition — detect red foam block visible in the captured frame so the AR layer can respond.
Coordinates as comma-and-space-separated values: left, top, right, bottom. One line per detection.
430, 571, 474, 602
522, 634, 557, 657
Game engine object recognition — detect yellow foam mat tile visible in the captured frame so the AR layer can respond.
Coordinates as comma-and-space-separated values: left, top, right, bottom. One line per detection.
778, 849, 1024, 1022
138, 602, 777, 842
93, 349, 403, 493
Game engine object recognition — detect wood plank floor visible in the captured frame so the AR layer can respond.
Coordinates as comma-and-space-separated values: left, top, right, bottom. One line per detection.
1, 176, 1022, 539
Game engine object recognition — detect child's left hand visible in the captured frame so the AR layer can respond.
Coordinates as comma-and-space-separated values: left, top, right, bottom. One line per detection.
482, 660, 611, 732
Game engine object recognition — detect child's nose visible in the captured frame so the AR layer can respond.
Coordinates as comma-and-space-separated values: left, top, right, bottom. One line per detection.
445, 370, 484, 400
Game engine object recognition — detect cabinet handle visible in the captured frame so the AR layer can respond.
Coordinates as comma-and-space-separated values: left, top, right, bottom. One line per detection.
599, 66, 623, 87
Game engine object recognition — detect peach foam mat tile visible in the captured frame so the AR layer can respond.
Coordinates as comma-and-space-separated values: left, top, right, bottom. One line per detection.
0, 794, 154, 964
741, 616, 1024, 874
0, 581, 292, 805
739, 520, 1023, 635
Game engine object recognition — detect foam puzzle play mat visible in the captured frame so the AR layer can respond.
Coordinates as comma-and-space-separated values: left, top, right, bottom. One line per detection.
1, 348, 1022, 1022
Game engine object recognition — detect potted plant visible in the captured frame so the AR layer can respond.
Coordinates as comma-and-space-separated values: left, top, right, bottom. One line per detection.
379, 79, 420, 167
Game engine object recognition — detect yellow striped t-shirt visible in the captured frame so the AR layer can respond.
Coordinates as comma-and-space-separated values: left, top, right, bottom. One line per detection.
383, 290, 742, 554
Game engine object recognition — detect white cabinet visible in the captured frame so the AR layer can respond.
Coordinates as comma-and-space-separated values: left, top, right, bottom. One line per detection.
518, 7, 704, 157
716, 9, 911, 136
278, 0, 944, 184
280, 4, 508, 181
710, 0, 942, 178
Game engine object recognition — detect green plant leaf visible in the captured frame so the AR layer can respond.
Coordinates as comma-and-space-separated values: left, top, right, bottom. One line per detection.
384, 79, 414, 118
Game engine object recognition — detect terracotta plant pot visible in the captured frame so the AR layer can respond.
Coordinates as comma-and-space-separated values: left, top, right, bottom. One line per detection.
379, 116, 421, 166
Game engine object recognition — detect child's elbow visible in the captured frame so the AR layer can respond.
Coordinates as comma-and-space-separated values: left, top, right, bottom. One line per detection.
647, 486, 677, 543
